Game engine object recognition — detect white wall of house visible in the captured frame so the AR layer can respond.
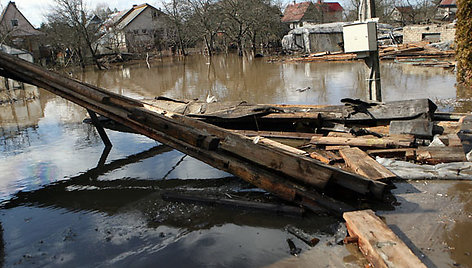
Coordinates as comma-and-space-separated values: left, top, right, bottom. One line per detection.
123, 7, 167, 52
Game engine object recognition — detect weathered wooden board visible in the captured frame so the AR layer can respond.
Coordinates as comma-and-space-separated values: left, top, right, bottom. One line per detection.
434, 121, 462, 135
460, 115, 472, 133
219, 136, 331, 188
325, 145, 350, 151
340, 147, 397, 181
389, 119, 433, 138
231, 130, 319, 140
310, 136, 412, 149
309, 149, 342, 164
366, 148, 416, 160
416, 146, 467, 164
343, 209, 427, 268
343, 99, 436, 122
438, 134, 463, 147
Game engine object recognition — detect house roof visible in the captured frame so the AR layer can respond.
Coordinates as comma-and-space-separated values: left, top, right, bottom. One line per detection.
439, 0, 456, 7
323, 2, 343, 12
116, 4, 148, 30
105, 3, 161, 30
281, 1, 343, 23
281, 2, 312, 23
0, 1, 43, 37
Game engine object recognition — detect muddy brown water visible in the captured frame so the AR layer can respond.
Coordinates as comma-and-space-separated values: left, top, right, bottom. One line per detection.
0, 54, 470, 267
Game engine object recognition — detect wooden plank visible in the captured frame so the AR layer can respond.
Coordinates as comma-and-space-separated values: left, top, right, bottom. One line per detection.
460, 115, 472, 133
340, 147, 397, 181
231, 130, 319, 140
434, 121, 462, 135
309, 150, 342, 164
343, 99, 437, 122
366, 148, 416, 160
310, 136, 412, 149
325, 145, 350, 151
363, 125, 390, 135
327, 132, 355, 138
343, 209, 427, 268
438, 134, 463, 147
389, 119, 433, 138
220, 135, 331, 188
416, 146, 467, 164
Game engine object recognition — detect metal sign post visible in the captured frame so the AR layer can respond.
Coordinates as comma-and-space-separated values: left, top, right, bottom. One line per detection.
362, 0, 382, 102
346, 0, 382, 102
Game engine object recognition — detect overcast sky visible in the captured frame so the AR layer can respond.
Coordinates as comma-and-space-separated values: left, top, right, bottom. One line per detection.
4, 0, 350, 27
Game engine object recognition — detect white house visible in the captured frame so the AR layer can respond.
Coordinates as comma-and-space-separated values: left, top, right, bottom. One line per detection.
98, 3, 168, 54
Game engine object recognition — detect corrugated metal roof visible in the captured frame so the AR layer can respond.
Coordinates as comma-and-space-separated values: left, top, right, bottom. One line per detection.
439, 0, 456, 6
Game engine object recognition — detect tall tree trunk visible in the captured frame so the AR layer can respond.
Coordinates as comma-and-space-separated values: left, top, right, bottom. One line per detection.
251, 32, 257, 56
204, 35, 212, 57
76, 48, 85, 69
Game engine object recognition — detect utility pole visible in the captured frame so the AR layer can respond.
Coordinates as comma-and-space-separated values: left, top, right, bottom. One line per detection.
359, 0, 382, 102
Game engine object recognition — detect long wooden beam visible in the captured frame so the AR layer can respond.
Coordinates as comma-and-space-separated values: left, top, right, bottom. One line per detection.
0, 51, 383, 214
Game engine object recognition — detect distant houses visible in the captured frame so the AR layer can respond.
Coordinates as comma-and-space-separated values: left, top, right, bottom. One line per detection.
0, 1, 43, 59
97, 3, 169, 54
437, 0, 457, 21
392, 6, 415, 25
281, 1, 343, 29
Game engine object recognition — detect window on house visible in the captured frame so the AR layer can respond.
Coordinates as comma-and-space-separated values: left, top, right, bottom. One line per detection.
133, 29, 139, 34
152, 11, 159, 20
11, 19, 18, 27
142, 29, 147, 34
422, 33, 441, 43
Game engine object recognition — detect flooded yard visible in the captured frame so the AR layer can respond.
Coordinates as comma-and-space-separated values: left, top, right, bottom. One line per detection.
0, 54, 471, 267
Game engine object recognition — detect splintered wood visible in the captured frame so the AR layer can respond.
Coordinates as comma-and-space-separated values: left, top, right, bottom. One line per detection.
340, 147, 397, 181
343, 210, 427, 268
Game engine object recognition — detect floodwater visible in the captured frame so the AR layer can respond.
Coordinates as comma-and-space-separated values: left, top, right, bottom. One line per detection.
0, 54, 470, 267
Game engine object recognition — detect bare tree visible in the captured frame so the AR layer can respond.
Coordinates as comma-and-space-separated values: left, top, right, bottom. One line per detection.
345, 0, 396, 22
48, 0, 103, 69
162, 0, 194, 56
186, 0, 224, 56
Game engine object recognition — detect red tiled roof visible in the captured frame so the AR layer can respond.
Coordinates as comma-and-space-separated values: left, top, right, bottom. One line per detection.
439, 0, 456, 6
281, 2, 311, 23
323, 2, 343, 12
281, 1, 343, 23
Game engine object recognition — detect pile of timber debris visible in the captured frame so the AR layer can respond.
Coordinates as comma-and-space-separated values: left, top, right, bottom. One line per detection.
379, 42, 455, 60
283, 41, 455, 63
140, 97, 471, 181
1, 50, 469, 267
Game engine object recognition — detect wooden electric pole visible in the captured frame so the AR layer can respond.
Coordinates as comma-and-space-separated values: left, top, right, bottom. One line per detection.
359, 0, 382, 102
